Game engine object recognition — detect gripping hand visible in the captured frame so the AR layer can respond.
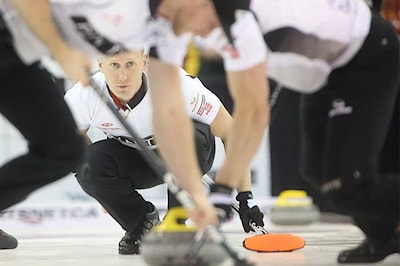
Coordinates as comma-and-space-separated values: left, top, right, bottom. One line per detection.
236, 191, 264, 233
209, 183, 234, 223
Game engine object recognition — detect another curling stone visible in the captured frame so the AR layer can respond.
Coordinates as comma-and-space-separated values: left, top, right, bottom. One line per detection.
270, 190, 320, 225
141, 207, 228, 266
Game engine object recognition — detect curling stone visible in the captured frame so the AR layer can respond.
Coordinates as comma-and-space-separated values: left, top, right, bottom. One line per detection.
269, 190, 320, 225
141, 207, 228, 266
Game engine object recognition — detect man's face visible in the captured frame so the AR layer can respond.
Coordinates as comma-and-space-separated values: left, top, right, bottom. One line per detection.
98, 51, 147, 103
173, 0, 220, 37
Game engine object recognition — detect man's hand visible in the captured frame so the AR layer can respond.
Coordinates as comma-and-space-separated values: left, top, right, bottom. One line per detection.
186, 192, 219, 229
236, 191, 264, 233
209, 183, 234, 223
51, 44, 93, 86
11, 0, 92, 85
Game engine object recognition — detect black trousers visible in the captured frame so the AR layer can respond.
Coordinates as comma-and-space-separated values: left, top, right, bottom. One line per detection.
75, 121, 215, 232
300, 11, 400, 241
0, 19, 85, 211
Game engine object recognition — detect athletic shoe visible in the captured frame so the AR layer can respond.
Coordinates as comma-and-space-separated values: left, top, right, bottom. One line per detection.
337, 234, 400, 263
118, 202, 160, 255
0, 230, 18, 249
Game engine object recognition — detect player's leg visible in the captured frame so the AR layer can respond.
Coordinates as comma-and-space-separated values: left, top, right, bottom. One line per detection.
0, 62, 85, 210
299, 90, 331, 191
0, 42, 85, 212
319, 12, 400, 263
75, 138, 161, 254
193, 121, 216, 175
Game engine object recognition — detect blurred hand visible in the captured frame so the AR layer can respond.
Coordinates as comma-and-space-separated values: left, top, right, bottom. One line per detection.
186, 192, 219, 229
51, 43, 92, 86
209, 183, 234, 223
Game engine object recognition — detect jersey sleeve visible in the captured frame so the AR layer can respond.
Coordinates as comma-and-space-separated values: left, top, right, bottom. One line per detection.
64, 83, 92, 131
206, 11, 267, 72
179, 69, 221, 125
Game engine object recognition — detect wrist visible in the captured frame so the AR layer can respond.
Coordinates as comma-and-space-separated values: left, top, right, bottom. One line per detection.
209, 183, 233, 205
210, 183, 234, 195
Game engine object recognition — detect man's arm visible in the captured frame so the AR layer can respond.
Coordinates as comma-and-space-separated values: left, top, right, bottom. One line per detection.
147, 58, 218, 228
12, 0, 92, 85
209, 100, 252, 192
148, 58, 203, 196
215, 62, 269, 189
210, 100, 265, 232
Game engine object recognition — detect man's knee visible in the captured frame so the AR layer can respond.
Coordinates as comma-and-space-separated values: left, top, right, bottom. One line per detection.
193, 121, 215, 173
74, 160, 99, 195
74, 142, 115, 195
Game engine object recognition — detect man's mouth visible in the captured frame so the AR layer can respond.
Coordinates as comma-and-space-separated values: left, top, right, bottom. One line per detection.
117, 85, 129, 89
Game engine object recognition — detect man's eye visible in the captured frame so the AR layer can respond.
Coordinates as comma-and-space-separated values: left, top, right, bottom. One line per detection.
127, 62, 136, 67
111, 63, 119, 68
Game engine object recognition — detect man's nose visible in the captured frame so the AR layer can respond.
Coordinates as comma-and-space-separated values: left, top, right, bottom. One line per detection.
118, 69, 128, 81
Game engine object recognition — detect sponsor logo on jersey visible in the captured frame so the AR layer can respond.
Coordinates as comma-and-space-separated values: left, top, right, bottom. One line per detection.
190, 94, 200, 112
101, 122, 114, 127
196, 95, 213, 116
102, 13, 123, 26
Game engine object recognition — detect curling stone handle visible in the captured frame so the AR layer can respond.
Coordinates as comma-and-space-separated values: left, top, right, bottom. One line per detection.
155, 207, 197, 232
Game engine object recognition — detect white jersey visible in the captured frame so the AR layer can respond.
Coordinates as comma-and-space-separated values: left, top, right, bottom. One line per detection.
207, 0, 371, 93
0, 0, 371, 93
64, 69, 221, 146
0, 0, 190, 66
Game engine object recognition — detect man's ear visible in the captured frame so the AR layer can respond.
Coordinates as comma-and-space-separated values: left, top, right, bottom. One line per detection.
97, 59, 103, 71
143, 54, 149, 70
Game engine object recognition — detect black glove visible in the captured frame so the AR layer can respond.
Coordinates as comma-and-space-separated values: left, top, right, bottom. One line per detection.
236, 191, 264, 233
209, 183, 234, 223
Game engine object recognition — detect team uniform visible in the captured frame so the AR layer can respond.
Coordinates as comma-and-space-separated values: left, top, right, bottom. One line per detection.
64, 68, 221, 254
0, 0, 191, 67
207, 0, 399, 262
65, 69, 219, 147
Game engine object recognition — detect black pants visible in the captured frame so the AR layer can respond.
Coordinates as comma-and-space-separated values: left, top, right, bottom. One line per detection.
0, 19, 85, 211
75, 121, 215, 232
300, 11, 400, 241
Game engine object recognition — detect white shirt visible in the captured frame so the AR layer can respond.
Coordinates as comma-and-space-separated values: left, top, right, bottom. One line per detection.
206, 0, 371, 93
0, 0, 190, 66
0, 0, 371, 93
64, 69, 221, 143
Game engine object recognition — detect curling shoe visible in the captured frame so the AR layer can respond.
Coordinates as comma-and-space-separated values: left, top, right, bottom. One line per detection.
118, 202, 160, 255
338, 234, 400, 263
0, 229, 18, 249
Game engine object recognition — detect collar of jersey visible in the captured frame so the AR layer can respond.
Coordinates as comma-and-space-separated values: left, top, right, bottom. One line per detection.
107, 73, 148, 111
